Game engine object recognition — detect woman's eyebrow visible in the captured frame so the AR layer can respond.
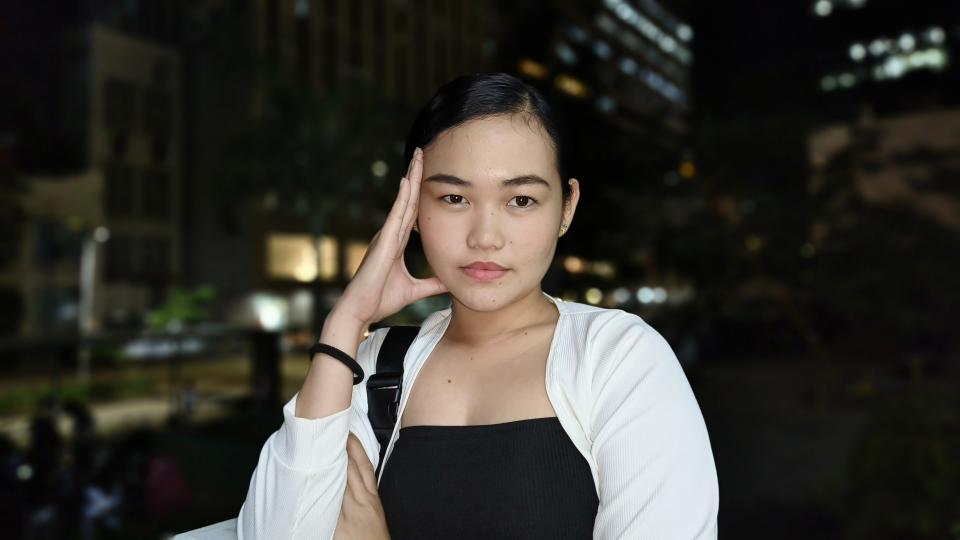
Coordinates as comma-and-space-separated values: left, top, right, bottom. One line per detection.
423, 173, 551, 189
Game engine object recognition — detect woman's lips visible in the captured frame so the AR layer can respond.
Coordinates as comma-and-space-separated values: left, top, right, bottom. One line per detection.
461, 267, 509, 282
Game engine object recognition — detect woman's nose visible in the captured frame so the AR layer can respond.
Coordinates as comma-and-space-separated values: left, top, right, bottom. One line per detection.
466, 209, 504, 250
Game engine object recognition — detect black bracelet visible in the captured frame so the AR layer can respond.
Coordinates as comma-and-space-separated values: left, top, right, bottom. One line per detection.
308, 342, 365, 385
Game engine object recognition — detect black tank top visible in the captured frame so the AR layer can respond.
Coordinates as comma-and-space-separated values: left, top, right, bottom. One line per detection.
378, 416, 599, 539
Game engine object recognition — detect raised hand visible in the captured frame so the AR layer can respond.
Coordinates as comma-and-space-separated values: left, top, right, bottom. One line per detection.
334, 147, 448, 327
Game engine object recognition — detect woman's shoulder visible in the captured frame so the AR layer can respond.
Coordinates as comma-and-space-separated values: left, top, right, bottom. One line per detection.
555, 300, 679, 383
555, 298, 657, 343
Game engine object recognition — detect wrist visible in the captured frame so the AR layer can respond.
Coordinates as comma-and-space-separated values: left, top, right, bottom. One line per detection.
323, 306, 368, 340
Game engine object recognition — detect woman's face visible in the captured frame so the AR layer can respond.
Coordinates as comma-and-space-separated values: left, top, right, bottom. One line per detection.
417, 114, 580, 311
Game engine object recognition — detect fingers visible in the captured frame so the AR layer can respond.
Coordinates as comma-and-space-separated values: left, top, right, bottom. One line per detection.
382, 173, 412, 248
346, 433, 378, 495
411, 276, 449, 302
398, 148, 423, 244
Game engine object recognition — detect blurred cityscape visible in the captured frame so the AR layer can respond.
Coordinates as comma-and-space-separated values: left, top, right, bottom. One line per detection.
0, 0, 957, 538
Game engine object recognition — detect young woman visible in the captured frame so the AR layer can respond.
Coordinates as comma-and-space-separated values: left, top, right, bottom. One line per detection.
238, 73, 719, 539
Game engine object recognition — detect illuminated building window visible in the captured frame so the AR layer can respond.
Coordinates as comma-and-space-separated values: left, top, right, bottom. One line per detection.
619, 57, 638, 75
849, 43, 866, 61
345, 241, 368, 278
518, 58, 548, 79
812, 0, 868, 16
927, 27, 945, 44
565, 24, 589, 44
596, 96, 617, 113
555, 42, 578, 65
555, 74, 589, 98
317, 235, 338, 281
601, 0, 692, 65
821, 46, 949, 91
267, 234, 318, 282
592, 39, 612, 60
813, 0, 832, 17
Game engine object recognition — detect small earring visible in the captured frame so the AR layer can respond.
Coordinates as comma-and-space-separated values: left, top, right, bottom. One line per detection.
559, 223, 568, 237
412, 221, 420, 233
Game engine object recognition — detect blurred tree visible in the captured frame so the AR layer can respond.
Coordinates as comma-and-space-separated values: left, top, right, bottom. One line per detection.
841, 394, 960, 540
147, 285, 216, 331
808, 128, 960, 362
221, 71, 409, 240
201, 9, 412, 329
648, 113, 821, 359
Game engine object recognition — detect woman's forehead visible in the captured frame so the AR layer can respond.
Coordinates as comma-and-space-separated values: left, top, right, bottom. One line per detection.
424, 115, 557, 179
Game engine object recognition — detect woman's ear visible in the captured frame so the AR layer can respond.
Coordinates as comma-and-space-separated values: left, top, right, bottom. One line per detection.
562, 178, 581, 230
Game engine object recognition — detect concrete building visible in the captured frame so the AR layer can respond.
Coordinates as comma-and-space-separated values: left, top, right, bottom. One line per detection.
180, 0, 505, 329
0, 171, 102, 335
811, 0, 959, 118
509, 0, 693, 142
251, 0, 501, 105
64, 24, 182, 330
0, 0, 194, 336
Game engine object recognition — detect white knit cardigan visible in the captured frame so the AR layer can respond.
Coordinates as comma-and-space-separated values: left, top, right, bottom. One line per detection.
238, 291, 719, 539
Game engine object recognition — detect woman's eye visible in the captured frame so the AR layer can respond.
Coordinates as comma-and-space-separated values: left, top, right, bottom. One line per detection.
441, 194, 465, 205
441, 194, 537, 208
509, 195, 538, 208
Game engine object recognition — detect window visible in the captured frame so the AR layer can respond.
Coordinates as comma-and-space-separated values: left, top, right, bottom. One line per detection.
104, 162, 137, 217
267, 234, 317, 282
151, 138, 168, 163
296, 15, 311, 83
266, 0, 279, 61
141, 236, 171, 278
105, 234, 137, 282
322, 0, 338, 86
141, 169, 170, 218
111, 133, 129, 158
103, 78, 137, 131
142, 89, 172, 136
348, 1, 363, 69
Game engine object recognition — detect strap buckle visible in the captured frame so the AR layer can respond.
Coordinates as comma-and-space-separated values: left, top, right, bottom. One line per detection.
367, 372, 404, 429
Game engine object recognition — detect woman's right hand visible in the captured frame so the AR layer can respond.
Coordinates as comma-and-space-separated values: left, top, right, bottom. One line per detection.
332, 147, 448, 327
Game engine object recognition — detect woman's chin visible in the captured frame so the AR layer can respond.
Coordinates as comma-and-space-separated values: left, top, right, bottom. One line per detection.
447, 285, 526, 312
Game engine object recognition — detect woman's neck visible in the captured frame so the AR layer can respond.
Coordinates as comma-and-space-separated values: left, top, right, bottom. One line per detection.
443, 288, 558, 348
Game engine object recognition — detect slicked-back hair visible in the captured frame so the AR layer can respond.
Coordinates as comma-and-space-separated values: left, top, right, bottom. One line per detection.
404, 72, 572, 201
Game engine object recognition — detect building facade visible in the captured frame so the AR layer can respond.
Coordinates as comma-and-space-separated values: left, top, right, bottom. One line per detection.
812, 0, 958, 118
251, 0, 501, 105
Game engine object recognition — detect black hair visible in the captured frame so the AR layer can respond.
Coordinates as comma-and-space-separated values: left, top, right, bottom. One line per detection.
404, 72, 572, 202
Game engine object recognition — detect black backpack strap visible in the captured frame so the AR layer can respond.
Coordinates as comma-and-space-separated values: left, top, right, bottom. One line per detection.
367, 325, 420, 476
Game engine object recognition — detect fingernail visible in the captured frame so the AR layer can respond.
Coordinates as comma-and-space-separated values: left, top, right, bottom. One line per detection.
415, 147, 423, 156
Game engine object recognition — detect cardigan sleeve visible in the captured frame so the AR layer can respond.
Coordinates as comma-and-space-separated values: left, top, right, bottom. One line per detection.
236, 327, 388, 540
589, 313, 719, 539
